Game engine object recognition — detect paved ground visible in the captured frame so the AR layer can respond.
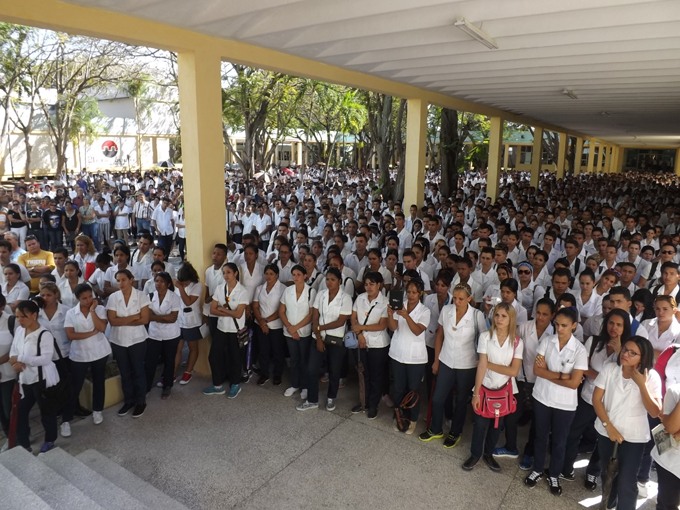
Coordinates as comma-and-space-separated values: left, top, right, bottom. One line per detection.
43, 369, 661, 510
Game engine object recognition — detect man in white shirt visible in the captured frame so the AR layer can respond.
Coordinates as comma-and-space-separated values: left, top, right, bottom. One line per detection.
253, 203, 273, 252
151, 197, 175, 258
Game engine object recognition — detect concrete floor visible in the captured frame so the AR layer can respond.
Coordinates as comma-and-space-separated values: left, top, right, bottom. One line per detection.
54, 373, 660, 510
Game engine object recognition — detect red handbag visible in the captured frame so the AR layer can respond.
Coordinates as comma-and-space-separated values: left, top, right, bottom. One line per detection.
475, 337, 519, 428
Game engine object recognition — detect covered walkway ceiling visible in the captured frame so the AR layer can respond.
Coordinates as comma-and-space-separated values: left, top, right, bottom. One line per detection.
37, 0, 680, 147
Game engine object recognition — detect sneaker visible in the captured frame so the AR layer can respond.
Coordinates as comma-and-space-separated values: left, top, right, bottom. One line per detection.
161, 387, 171, 399
203, 386, 226, 396
60, 421, 71, 438
560, 471, 575, 482
483, 454, 501, 472
296, 400, 319, 411
132, 404, 147, 418
462, 456, 479, 471
284, 386, 299, 397
117, 403, 134, 416
228, 384, 241, 399
367, 407, 378, 420
339, 378, 346, 389
419, 429, 444, 442
273, 375, 282, 386
382, 394, 394, 408
524, 471, 543, 488
326, 398, 335, 411
351, 404, 364, 414
492, 447, 519, 458
38, 442, 55, 456
584, 474, 598, 491
92, 411, 103, 425
157, 377, 176, 388
405, 421, 417, 435
519, 455, 533, 471
257, 376, 269, 386
443, 434, 461, 449
179, 372, 192, 385
301, 389, 308, 400
637, 481, 648, 499
547, 477, 562, 496
320, 373, 329, 383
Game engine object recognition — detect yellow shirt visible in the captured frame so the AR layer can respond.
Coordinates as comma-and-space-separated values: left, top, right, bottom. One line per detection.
18, 250, 55, 293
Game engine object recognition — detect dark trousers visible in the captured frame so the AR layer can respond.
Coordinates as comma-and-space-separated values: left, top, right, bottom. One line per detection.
504, 381, 536, 454
158, 235, 173, 259
286, 335, 311, 390
208, 330, 241, 387
257, 326, 285, 378
471, 413, 504, 459
47, 230, 62, 251
176, 236, 186, 261
63, 356, 108, 422
111, 341, 147, 406
656, 464, 680, 510
145, 337, 181, 392
358, 346, 389, 410
425, 347, 453, 420
637, 415, 660, 483
18, 382, 58, 448
563, 396, 602, 476
391, 359, 426, 422
431, 365, 476, 436
0, 379, 15, 435
533, 399, 576, 477
307, 343, 346, 403
598, 435, 645, 510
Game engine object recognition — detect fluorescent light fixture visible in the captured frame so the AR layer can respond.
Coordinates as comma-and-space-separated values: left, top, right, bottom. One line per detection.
562, 89, 578, 100
454, 18, 498, 49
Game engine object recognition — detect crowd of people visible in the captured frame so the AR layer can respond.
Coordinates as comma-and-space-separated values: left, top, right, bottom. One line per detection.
0, 166, 680, 510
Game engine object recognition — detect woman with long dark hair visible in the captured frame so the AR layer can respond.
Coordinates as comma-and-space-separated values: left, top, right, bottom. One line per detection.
173, 262, 203, 385
631, 288, 656, 323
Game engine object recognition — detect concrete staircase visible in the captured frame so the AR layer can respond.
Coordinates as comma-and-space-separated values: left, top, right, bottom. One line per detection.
0, 447, 190, 510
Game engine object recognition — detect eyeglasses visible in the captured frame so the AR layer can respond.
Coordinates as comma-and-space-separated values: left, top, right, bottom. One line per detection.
621, 347, 640, 357
517, 270, 531, 275
662, 250, 676, 255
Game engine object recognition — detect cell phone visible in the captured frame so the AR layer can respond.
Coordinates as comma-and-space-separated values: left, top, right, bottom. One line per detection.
396, 262, 404, 275
389, 290, 404, 310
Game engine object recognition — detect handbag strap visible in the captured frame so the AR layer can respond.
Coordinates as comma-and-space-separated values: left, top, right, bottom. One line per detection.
224, 283, 241, 331
362, 302, 379, 326
34, 330, 48, 383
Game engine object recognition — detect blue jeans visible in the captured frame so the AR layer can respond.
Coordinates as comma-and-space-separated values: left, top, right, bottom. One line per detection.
80, 223, 97, 247
598, 434, 645, 510
391, 359, 425, 422
111, 341, 147, 406
532, 399, 576, 477
430, 363, 476, 435
136, 218, 151, 235
47, 230, 62, 251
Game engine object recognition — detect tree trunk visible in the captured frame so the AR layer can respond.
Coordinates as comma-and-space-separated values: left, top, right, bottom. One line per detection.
440, 108, 458, 199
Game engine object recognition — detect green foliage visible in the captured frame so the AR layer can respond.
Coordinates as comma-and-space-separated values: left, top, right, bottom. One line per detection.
68, 96, 102, 144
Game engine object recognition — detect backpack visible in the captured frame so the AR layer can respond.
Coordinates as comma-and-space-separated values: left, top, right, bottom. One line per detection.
7, 315, 16, 336
651, 284, 680, 303
646, 261, 660, 287
655, 344, 680, 396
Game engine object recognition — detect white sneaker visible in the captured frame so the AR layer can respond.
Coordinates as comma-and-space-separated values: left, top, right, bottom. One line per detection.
284, 386, 299, 397
637, 481, 648, 499
301, 389, 308, 400
296, 401, 319, 411
326, 398, 336, 411
60, 421, 71, 438
93, 411, 103, 425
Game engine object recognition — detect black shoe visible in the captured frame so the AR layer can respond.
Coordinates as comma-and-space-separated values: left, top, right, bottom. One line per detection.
560, 471, 575, 482
351, 404, 364, 414
443, 434, 461, 449
367, 407, 378, 420
117, 403, 134, 416
584, 474, 598, 491
547, 476, 562, 496
132, 404, 147, 418
462, 456, 480, 471
606, 498, 617, 510
257, 375, 269, 386
74, 405, 92, 417
161, 387, 171, 400
524, 471, 543, 488
483, 454, 501, 472
272, 375, 282, 386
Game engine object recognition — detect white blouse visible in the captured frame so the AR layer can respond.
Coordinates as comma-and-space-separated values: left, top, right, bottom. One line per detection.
176, 281, 203, 329
423, 293, 450, 349
64, 305, 111, 362
280, 284, 316, 338
203, 263, 226, 317
477, 330, 523, 392
641, 318, 680, 352
577, 292, 603, 321
212, 281, 249, 333
254, 281, 286, 330
582, 336, 617, 405
0, 313, 15, 381
148, 290, 182, 340
240, 262, 265, 303
438, 304, 488, 370
352, 292, 389, 348
388, 302, 431, 365
58, 277, 85, 309
652, 384, 680, 477
71, 252, 97, 276
517, 320, 555, 383
9, 326, 59, 387
314, 289, 353, 339
38, 304, 69, 359
2, 281, 29, 314
106, 288, 151, 347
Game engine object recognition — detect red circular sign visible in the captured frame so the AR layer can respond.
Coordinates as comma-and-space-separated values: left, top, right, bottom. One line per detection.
102, 140, 118, 158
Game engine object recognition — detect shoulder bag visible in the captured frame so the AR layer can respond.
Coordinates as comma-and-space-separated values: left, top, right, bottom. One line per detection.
475, 336, 520, 428
322, 293, 346, 348
36, 331, 72, 415
343, 301, 378, 349
225, 284, 250, 348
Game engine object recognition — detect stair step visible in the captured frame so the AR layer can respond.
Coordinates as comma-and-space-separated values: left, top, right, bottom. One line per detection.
40, 448, 151, 510
76, 449, 190, 510
0, 447, 104, 510
0, 463, 52, 510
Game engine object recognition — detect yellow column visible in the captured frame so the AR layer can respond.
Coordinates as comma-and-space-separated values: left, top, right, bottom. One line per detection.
290, 142, 295, 165
530, 127, 543, 188
608, 146, 617, 174
573, 137, 584, 176
403, 98, 428, 210
587, 141, 596, 173
177, 49, 226, 377
675, 149, 680, 177
600, 145, 607, 173
503, 144, 510, 170
556, 132, 567, 179
487, 116, 504, 202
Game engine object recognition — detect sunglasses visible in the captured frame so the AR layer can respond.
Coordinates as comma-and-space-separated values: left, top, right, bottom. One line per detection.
517, 270, 531, 275
662, 250, 676, 255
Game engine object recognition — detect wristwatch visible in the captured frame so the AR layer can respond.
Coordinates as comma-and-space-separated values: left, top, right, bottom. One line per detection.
602, 421, 609, 427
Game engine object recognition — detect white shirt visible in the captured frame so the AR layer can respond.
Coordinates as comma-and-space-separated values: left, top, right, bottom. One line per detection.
240, 262, 265, 302
106, 288, 151, 347
517, 320, 555, 383
280, 284, 316, 338
254, 281, 286, 330
38, 304, 69, 359
582, 336, 617, 405
64, 305, 112, 362
652, 384, 680, 477
314, 289, 353, 339
113, 205, 131, 229
0, 313, 16, 380
1, 281, 30, 314
594, 363, 662, 443
576, 292, 603, 321
533, 334, 589, 411
71, 252, 97, 277
104, 264, 140, 290
642, 318, 680, 353
423, 293, 450, 349
176, 281, 203, 329
148, 290, 182, 340
10, 326, 59, 387
151, 205, 175, 236
203, 263, 226, 317
212, 281, 249, 333
388, 302, 430, 365
58, 278, 85, 310
352, 292, 389, 348
438, 304, 488, 369
253, 213, 273, 241
477, 330, 523, 392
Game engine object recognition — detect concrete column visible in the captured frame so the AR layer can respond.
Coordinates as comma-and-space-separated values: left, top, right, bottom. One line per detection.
556, 132, 567, 179
403, 98, 428, 210
573, 137, 584, 176
336, 145, 341, 166
177, 49, 226, 377
530, 127, 543, 188
503, 144, 510, 170
297, 143, 303, 166
587, 141, 596, 173
487, 116, 504, 202
151, 137, 158, 164
675, 149, 680, 177
599, 145, 607, 173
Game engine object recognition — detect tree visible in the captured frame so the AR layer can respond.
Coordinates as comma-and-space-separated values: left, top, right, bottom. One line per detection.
68, 97, 102, 168
439, 107, 458, 198
363, 92, 394, 198
124, 77, 151, 169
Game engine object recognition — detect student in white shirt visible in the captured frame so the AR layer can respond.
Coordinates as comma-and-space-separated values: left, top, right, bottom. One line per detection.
387, 278, 431, 434
2, 263, 30, 314
103, 246, 138, 298
593, 336, 662, 510
58, 260, 85, 310
642, 295, 680, 359
0, 295, 15, 447
172, 262, 203, 386
10, 299, 60, 454
239, 244, 265, 303
577, 270, 603, 324
62, 284, 110, 431
253, 264, 286, 387
422, 274, 453, 407
350, 271, 390, 419
106, 268, 150, 419
203, 244, 228, 332
463, 303, 523, 472
652, 382, 680, 510
525, 307, 588, 496
144, 272, 182, 399
297, 267, 352, 412
71, 235, 98, 278
204, 263, 249, 399
279, 264, 316, 399
302, 253, 323, 292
